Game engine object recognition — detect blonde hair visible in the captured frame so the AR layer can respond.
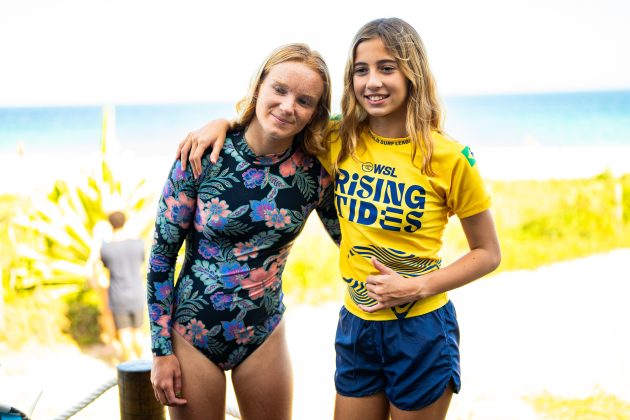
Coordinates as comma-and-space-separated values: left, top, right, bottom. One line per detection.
233, 43, 332, 156
338, 17, 443, 175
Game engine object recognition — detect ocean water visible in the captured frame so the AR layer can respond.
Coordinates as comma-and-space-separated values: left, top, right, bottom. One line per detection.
1, 90, 629, 156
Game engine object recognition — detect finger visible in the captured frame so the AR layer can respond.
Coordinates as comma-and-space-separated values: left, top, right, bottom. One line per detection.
366, 290, 384, 302
365, 285, 379, 296
358, 303, 384, 313
179, 136, 193, 171
163, 388, 187, 406
176, 138, 184, 159
209, 133, 226, 164
371, 257, 396, 275
365, 274, 383, 285
191, 145, 204, 179
153, 386, 161, 404
189, 142, 200, 179
174, 369, 183, 400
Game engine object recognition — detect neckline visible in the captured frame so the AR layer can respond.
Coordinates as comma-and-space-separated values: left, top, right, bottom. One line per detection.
231, 129, 295, 166
368, 129, 411, 146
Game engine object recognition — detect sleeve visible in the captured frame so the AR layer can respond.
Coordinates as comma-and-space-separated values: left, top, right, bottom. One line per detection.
146, 158, 200, 357
447, 145, 492, 219
315, 165, 341, 246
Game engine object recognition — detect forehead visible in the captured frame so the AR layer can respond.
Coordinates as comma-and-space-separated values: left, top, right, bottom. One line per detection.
354, 37, 395, 63
264, 61, 324, 97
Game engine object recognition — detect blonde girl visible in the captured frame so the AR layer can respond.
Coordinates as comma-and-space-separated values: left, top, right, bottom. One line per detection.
177, 17, 500, 420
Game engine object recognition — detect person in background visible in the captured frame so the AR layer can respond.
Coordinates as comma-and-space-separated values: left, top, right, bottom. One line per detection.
147, 43, 340, 419
97, 210, 146, 361
176, 17, 501, 420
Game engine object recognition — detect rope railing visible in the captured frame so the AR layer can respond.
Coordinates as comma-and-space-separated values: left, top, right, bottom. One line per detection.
52, 378, 117, 420
23, 359, 242, 420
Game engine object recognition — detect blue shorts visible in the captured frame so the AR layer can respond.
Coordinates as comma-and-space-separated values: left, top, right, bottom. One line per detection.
334, 300, 461, 411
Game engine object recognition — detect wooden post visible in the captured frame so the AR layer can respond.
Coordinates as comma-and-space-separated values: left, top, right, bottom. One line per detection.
117, 359, 165, 420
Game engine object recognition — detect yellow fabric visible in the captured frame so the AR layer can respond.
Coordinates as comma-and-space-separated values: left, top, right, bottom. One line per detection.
318, 125, 491, 321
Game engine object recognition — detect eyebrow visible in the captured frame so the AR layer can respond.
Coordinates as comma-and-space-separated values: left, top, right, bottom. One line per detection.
271, 80, 318, 102
354, 59, 398, 66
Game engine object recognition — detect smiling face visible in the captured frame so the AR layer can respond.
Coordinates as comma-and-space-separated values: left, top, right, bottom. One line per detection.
352, 37, 409, 134
247, 61, 324, 154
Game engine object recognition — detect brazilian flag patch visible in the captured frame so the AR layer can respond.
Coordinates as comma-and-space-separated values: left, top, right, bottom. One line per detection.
461, 146, 476, 167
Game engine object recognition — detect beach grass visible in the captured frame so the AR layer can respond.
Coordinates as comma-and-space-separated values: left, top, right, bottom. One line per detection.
526, 389, 630, 419
2, 172, 630, 346
282, 172, 630, 301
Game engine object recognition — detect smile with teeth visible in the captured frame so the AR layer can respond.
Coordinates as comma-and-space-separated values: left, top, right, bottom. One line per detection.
366, 94, 388, 101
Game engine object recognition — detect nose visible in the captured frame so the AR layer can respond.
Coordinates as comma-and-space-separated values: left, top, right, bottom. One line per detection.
278, 96, 296, 115
366, 71, 383, 90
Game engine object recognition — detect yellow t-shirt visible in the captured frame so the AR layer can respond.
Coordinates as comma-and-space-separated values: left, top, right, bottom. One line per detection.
318, 125, 491, 321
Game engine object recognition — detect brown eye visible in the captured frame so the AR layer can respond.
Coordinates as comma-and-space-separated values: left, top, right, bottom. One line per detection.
298, 97, 314, 107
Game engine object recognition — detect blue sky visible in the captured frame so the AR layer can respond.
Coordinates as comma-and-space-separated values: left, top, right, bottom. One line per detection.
1, 0, 628, 106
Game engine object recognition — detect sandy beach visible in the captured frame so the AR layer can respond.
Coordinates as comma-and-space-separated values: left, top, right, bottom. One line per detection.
2, 143, 630, 195
2, 249, 629, 419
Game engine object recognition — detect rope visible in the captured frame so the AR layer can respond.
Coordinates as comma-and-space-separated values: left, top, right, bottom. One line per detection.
50, 376, 241, 419
52, 378, 117, 420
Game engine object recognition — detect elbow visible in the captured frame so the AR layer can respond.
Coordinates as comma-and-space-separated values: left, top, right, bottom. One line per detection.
488, 248, 502, 273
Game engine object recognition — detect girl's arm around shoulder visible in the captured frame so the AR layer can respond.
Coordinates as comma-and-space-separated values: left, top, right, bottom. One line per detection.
177, 118, 233, 178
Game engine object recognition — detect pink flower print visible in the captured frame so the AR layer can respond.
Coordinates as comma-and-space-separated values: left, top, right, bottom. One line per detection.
243, 168, 266, 188
219, 261, 249, 288
173, 322, 187, 338
188, 318, 209, 346
157, 315, 171, 337
164, 192, 195, 228
292, 149, 313, 170
196, 197, 231, 231
172, 160, 187, 181
250, 198, 276, 222
233, 241, 258, 261
194, 202, 209, 232
221, 320, 246, 341
241, 262, 281, 300
265, 208, 291, 229
234, 326, 254, 345
279, 158, 297, 177
199, 239, 220, 259
207, 198, 231, 229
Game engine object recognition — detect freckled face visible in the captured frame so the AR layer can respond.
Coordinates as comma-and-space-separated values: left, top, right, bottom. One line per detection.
353, 38, 408, 127
251, 61, 324, 147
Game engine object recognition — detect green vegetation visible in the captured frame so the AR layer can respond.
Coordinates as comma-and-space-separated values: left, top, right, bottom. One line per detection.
526, 390, 630, 419
1, 108, 156, 348
483, 172, 630, 271
2, 168, 630, 347
10, 114, 155, 289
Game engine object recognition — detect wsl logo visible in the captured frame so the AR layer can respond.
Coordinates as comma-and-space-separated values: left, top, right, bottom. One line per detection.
361, 162, 398, 178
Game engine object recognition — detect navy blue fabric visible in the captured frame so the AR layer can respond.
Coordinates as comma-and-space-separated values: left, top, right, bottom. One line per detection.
335, 300, 461, 410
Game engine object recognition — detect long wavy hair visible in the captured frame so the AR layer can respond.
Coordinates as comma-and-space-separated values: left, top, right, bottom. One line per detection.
338, 17, 443, 175
233, 43, 332, 156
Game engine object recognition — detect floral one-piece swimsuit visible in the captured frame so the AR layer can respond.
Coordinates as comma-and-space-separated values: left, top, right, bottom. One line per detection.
147, 129, 340, 370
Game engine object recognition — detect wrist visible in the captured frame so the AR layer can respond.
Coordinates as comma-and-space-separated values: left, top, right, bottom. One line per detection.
414, 272, 435, 300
